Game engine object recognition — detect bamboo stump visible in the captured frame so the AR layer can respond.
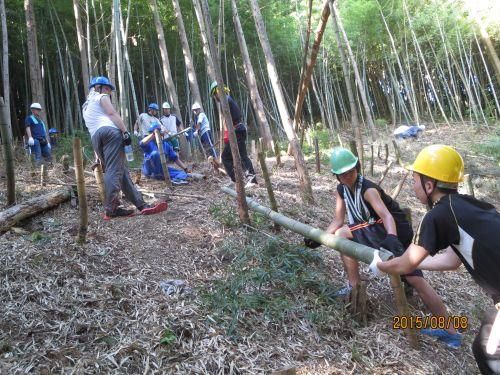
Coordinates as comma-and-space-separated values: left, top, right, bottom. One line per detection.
154, 129, 172, 188
314, 137, 321, 173
464, 174, 475, 197
73, 138, 88, 244
349, 281, 368, 326
389, 274, 419, 349
134, 169, 142, 185
91, 163, 106, 204
273, 141, 282, 168
384, 143, 389, 164
61, 155, 70, 175
257, 149, 280, 232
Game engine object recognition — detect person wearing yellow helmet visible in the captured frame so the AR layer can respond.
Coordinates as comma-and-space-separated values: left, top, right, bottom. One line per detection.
307, 147, 457, 344
373, 145, 500, 373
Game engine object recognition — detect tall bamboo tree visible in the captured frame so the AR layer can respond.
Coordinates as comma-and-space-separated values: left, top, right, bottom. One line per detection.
73, 0, 90, 96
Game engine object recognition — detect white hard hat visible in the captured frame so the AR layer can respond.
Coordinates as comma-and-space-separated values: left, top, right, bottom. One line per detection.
191, 102, 201, 110
30, 103, 42, 110
162, 102, 171, 109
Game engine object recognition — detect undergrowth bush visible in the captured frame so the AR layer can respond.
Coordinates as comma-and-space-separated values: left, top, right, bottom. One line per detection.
201, 238, 345, 336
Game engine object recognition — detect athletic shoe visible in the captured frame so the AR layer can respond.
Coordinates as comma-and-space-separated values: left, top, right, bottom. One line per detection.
103, 207, 136, 221
139, 201, 168, 215
420, 328, 462, 348
245, 174, 258, 189
334, 284, 353, 298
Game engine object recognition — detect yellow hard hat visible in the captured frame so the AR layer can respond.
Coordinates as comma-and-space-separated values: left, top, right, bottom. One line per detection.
409, 144, 464, 184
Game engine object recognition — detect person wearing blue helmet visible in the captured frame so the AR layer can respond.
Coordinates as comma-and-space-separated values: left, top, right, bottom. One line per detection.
134, 102, 160, 138
83, 76, 167, 219
139, 122, 191, 181
24, 102, 52, 166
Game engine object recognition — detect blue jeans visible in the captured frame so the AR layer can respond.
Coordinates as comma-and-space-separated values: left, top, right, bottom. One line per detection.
200, 130, 217, 158
30, 138, 52, 165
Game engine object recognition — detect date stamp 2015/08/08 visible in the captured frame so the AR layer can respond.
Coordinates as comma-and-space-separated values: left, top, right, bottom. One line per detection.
393, 315, 469, 330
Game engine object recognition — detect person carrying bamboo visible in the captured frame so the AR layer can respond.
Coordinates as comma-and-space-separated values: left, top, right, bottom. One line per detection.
159, 102, 181, 152
134, 103, 160, 138
25, 103, 52, 166
82, 77, 167, 219
139, 122, 191, 182
210, 81, 257, 187
191, 102, 217, 159
305, 147, 460, 345
371, 145, 500, 373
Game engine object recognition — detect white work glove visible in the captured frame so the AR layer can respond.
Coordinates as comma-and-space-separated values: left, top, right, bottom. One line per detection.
28, 137, 34, 146
369, 250, 383, 277
134, 130, 140, 137
193, 130, 199, 137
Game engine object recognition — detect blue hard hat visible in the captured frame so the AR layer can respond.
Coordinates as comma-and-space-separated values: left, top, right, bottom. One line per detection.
48, 128, 58, 134
148, 122, 161, 133
148, 103, 159, 111
89, 76, 115, 91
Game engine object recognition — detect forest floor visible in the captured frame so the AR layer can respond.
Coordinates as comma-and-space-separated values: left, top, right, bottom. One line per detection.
0, 123, 499, 374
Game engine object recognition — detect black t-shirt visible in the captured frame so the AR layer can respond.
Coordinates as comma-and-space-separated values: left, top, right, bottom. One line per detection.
414, 194, 500, 301
337, 178, 413, 246
227, 95, 242, 125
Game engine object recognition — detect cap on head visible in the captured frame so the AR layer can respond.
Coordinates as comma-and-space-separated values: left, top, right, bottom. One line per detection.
148, 122, 161, 133
162, 102, 171, 109
30, 103, 42, 110
209, 81, 218, 95
409, 144, 464, 187
329, 148, 358, 175
89, 76, 115, 91
148, 103, 159, 111
191, 102, 201, 111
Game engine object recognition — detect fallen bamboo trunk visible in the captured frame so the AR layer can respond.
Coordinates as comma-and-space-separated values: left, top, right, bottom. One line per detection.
222, 187, 393, 264
0, 187, 72, 233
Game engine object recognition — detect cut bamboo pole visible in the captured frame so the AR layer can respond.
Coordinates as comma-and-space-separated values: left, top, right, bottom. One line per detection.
463, 174, 474, 197
384, 143, 389, 164
378, 161, 394, 186
392, 140, 403, 166
61, 155, 70, 175
73, 138, 88, 244
314, 137, 321, 173
389, 274, 419, 348
91, 163, 106, 204
274, 141, 282, 167
257, 149, 279, 232
0, 97, 15, 205
222, 187, 393, 264
370, 144, 374, 176
154, 129, 172, 187
0, 187, 72, 233
40, 164, 47, 187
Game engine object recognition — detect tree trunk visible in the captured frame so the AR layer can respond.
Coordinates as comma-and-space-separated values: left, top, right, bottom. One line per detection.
0, 0, 11, 142
150, 0, 189, 160
293, 0, 330, 136
0, 188, 72, 233
0, 97, 14, 205
479, 26, 500, 86
172, 0, 203, 109
73, 0, 90, 96
195, 0, 249, 224
329, 0, 364, 170
249, 0, 314, 204
230, 0, 273, 150
112, 0, 127, 121
24, 0, 48, 129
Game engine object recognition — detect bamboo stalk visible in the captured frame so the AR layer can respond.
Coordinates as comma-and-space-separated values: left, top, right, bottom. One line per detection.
377, 160, 394, 186
390, 170, 409, 200
257, 149, 279, 232
154, 129, 172, 187
92, 163, 106, 204
73, 138, 88, 244
0, 97, 15, 205
463, 174, 474, 197
40, 164, 47, 187
222, 186, 394, 264
314, 137, 321, 173
274, 141, 282, 167
370, 144, 374, 177
391, 140, 403, 166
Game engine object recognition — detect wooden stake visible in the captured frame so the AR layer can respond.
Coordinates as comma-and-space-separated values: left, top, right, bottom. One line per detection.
40, 164, 47, 187
61, 154, 70, 175
385, 143, 389, 164
377, 161, 394, 186
389, 274, 419, 349
73, 138, 88, 244
273, 140, 282, 167
390, 170, 409, 200
463, 174, 475, 197
257, 149, 280, 232
370, 143, 374, 176
392, 140, 403, 166
92, 163, 106, 204
154, 129, 172, 187
314, 137, 321, 173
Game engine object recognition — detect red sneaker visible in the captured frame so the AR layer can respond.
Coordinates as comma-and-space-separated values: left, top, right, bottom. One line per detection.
103, 207, 136, 221
139, 201, 168, 215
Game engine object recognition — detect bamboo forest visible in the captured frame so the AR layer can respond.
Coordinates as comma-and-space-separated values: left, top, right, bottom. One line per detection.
0, 0, 499, 373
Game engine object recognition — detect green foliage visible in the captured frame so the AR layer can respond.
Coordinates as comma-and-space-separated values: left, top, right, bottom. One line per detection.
209, 201, 239, 228
472, 137, 500, 161
201, 238, 343, 336
159, 328, 176, 346
52, 130, 92, 164
375, 118, 387, 127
